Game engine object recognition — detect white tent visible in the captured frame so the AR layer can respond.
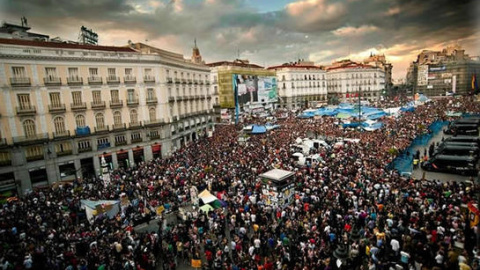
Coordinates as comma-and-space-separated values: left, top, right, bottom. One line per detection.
198, 190, 218, 204
81, 200, 120, 224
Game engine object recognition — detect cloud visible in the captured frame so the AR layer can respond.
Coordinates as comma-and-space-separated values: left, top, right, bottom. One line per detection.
284, 0, 347, 32
332, 25, 379, 37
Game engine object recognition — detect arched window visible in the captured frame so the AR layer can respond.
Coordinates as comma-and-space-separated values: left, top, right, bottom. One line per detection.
53, 117, 66, 133
130, 109, 138, 124
149, 107, 156, 121
23, 119, 36, 138
75, 115, 86, 128
95, 113, 105, 128
113, 111, 122, 126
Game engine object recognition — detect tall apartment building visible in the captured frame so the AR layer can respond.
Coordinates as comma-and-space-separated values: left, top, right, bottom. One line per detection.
408, 45, 480, 96
0, 38, 214, 194
326, 60, 386, 103
363, 54, 393, 93
267, 60, 327, 109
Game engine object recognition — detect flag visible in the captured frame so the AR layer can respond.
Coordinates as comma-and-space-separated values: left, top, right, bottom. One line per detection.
472, 74, 478, 93
346, 93, 349, 98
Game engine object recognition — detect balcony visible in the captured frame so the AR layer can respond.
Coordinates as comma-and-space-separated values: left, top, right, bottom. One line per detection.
94, 125, 109, 134
131, 136, 143, 143
146, 97, 158, 104
106, 76, 120, 84
181, 79, 187, 84
27, 154, 44, 162
167, 77, 173, 83
16, 105, 36, 115
144, 75, 155, 83
71, 102, 87, 111
206, 81, 211, 85
10, 77, 31, 87
78, 146, 92, 153
188, 79, 192, 84
144, 119, 164, 127
53, 130, 71, 139
168, 97, 175, 103
177, 96, 184, 101
48, 104, 66, 113
67, 76, 83, 85
149, 132, 160, 140
174, 78, 180, 84
129, 121, 142, 129
88, 76, 102, 85
193, 79, 198, 84
127, 98, 139, 106
112, 123, 126, 131
115, 140, 128, 147
109, 100, 123, 108
13, 133, 49, 145
56, 150, 73, 157
91, 101, 106, 109
44, 77, 62, 86
124, 75, 136, 84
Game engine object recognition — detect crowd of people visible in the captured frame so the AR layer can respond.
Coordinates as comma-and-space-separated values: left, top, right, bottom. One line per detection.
1, 96, 480, 270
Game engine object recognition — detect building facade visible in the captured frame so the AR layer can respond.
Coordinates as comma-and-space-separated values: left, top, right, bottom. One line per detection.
0, 38, 214, 194
267, 61, 327, 109
326, 60, 386, 103
363, 54, 393, 94
409, 46, 480, 96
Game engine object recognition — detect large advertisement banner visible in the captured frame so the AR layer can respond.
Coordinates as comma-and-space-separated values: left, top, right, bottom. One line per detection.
234, 75, 277, 106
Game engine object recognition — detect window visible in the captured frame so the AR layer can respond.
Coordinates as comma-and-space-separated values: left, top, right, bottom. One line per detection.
130, 110, 138, 124
127, 89, 135, 101
97, 137, 110, 148
115, 135, 126, 144
113, 111, 122, 126
17, 94, 31, 109
147, 88, 155, 100
68, 68, 79, 78
131, 132, 141, 141
149, 107, 156, 121
144, 68, 152, 76
53, 117, 66, 133
78, 140, 91, 150
12, 67, 26, 77
23, 119, 36, 137
95, 113, 105, 128
45, 67, 57, 79
26, 146, 43, 159
89, 68, 98, 77
111, 90, 119, 102
92, 91, 102, 104
72, 92, 82, 105
75, 115, 86, 128
125, 68, 133, 76
50, 93, 61, 107
108, 68, 116, 77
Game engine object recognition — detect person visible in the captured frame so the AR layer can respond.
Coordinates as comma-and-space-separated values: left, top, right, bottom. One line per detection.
413, 158, 419, 169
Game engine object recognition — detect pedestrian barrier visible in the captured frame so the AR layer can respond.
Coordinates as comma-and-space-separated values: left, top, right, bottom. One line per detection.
389, 120, 449, 174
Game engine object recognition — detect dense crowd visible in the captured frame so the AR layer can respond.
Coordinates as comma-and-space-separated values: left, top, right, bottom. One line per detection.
1, 96, 480, 270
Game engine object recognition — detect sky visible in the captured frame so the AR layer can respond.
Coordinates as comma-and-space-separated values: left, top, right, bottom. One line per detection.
0, 0, 479, 80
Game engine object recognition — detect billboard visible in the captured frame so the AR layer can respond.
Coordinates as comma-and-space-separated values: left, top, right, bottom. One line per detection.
234, 75, 278, 106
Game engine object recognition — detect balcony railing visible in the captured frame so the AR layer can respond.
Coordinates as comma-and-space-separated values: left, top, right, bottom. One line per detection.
53, 130, 71, 139
16, 105, 36, 115
124, 75, 136, 83
56, 150, 73, 157
126, 98, 139, 106
188, 79, 192, 84
13, 133, 49, 144
115, 140, 128, 146
94, 125, 109, 134
131, 136, 143, 143
146, 97, 158, 104
149, 132, 161, 140
78, 146, 92, 153
144, 119, 165, 127
193, 79, 198, 84
112, 123, 126, 131
88, 76, 102, 84
129, 121, 142, 129
10, 77, 31, 86
71, 102, 87, 111
67, 76, 83, 85
109, 100, 123, 108
168, 97, 175, 103
44, 77, 62, 86
26, 154, 44, 162
48, 104, 66, 113
144, 75, 155, 83
174, 78, 180, 84
206, 81, 211, 85
91, 101, 106, 109
106, 76, 120, 84
167, 77, 173, 83
181, 79, 187, 84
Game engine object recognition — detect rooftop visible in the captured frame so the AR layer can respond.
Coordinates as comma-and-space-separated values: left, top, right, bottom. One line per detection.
0, 38, 136, 52
259, 169, 294, 181
207, 59, 264, 69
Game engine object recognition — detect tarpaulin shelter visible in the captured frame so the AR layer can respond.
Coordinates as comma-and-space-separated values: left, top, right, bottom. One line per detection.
251, 125, 267, 134
81, 200, 120, 224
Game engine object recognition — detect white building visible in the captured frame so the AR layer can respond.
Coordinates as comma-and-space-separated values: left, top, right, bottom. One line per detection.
268, 62, 327, 109
326, 60, 386, 103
